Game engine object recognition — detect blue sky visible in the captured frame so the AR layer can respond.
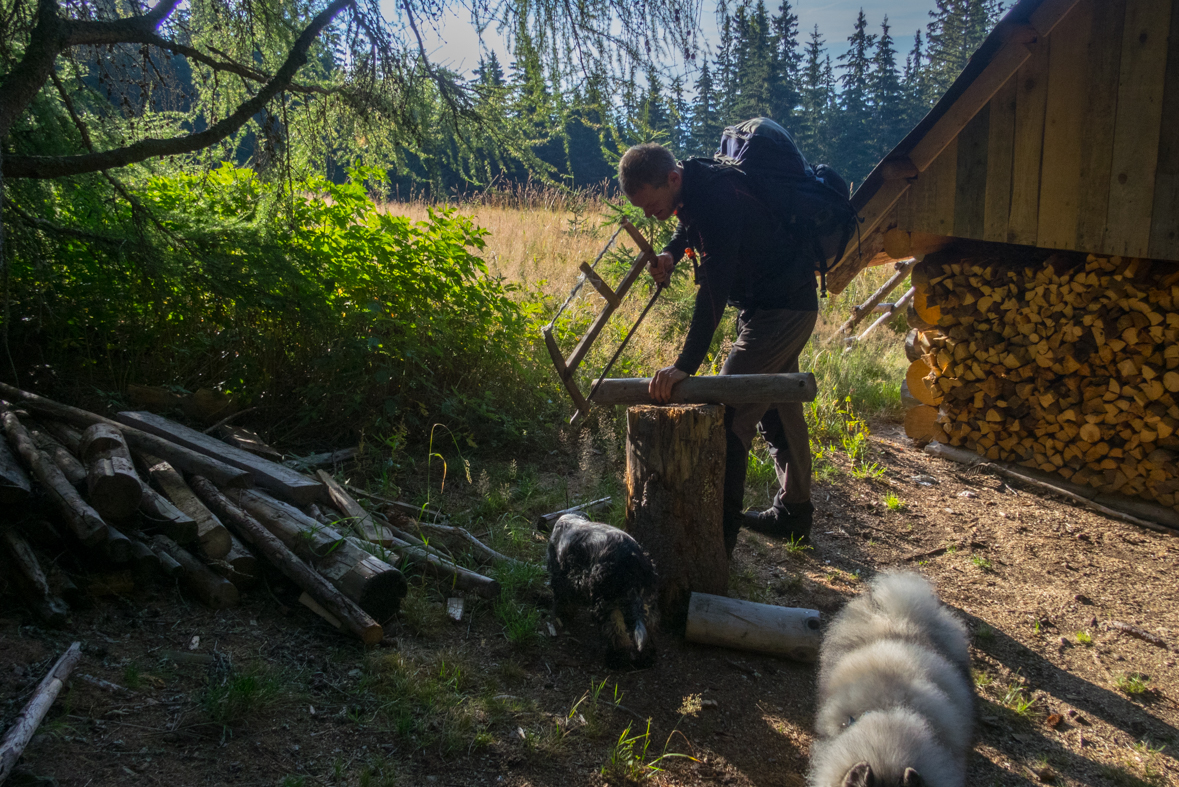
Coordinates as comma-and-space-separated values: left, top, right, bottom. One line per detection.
407, 1, 942, 80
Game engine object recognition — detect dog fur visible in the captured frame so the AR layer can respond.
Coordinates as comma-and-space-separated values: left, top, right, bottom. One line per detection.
546, 514, 659, 668
808, 571, 974, 787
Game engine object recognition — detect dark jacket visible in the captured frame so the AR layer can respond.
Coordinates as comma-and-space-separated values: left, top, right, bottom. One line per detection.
663, 158, 818, 375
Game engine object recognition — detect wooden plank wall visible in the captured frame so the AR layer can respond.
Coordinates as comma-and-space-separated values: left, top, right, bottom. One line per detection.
898, 0, 1179, 262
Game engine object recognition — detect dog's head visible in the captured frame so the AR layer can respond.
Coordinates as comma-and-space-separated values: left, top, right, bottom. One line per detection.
840, 762, 923, 787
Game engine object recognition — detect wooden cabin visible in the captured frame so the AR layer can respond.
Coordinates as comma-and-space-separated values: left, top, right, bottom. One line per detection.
827, 0, 1179, 524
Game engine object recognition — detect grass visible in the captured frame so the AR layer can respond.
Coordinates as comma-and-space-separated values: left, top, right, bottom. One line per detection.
491, 558, 548, 647
971, 554, 993, 571
1115, 672, 1151, 696
200, 665, 283, 726
884, 492, 904, 511
975, 623, 996, 641
1000, 683, 1038, 718
1075, 630, 1093, 645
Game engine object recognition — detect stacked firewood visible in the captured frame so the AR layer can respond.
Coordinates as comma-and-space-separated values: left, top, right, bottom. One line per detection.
902, 248, 1179, 510
0, 383, 506, 643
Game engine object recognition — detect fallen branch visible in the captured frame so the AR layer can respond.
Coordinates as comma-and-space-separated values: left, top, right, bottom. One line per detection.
0, 642, 83, 784
343, 483, 446, 522
0, 529, 69, 626
284, 447, 359, 472
1107, 621, 1171, 650
190, 476, 383, 644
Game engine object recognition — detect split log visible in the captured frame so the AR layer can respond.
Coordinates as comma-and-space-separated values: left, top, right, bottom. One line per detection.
79, 424, 143, 521
139, 454, 231, 559
25, 421, 85, 488
115, 410, 321, 504
900, 380, 921, 411
625, 404, 728, 628
138, 486, 199, 544
190, 476, 383, 644
905, 359, 942, 406
0, 384, 251, 489
0, 642, 83, 785
229, 489, 407, 621
0, 438, 31, 505
685, 592, 821, 662
1, 407, 108, 547
592, 373, 817, 407
904, 329, 924, 362
149, 535, 240, 609
534, 496, 612, 530
904, 405, 945, 443
0, 529, 69, 626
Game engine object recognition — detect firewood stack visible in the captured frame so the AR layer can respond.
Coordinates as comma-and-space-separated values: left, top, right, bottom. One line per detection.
902, 248, 1179, 510
0, 383, 504, 642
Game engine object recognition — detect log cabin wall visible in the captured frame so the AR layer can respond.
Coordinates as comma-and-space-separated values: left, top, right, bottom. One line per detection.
899, 0, 1178, 260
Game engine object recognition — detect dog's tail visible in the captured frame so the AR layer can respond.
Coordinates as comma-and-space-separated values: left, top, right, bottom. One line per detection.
629, 593, 653, 652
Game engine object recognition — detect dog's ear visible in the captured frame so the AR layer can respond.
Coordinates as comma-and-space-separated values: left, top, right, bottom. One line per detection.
841, 762, 875, 787
901, 768, 924, 787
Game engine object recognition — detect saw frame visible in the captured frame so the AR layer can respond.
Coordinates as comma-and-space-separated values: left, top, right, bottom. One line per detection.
541, 217, 657, 424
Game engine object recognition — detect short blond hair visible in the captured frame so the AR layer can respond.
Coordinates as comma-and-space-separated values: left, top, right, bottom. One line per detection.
618, 144, 676, 196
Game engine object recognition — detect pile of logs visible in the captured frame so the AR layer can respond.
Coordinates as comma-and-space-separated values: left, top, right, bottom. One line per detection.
0, 383, 506, 644
902, 248, 1179, 511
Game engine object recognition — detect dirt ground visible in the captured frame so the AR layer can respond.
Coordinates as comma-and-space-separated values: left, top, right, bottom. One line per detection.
2, 421, 1178, 787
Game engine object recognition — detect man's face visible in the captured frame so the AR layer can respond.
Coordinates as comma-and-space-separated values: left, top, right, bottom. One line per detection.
626, 170, 682, 221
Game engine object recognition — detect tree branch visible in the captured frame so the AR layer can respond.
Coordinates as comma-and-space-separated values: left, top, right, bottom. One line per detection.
3, 0, 354, 180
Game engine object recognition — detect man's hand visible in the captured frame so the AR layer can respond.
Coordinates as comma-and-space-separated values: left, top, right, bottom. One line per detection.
649, 365, 689, 403
647, 252, 675, 286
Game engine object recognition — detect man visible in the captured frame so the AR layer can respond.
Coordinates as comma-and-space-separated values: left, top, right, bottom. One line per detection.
619, 142, 818, 556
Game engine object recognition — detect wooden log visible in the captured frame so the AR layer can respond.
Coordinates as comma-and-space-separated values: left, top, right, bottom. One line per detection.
190, 476, 383, 643
0, 384, 251, 489
40, 421, 82, 453
625, 404, 728, 628
0, 642, 83, 785
229, 489, 407, 620
904, 330, 924, 362
592, 373, 817, 407
116, 410, 321, 504
0, 437, 32, 505
139, 454, 231, 559
904, 405, 945, 443
906, 359, 942, 406
835, 258, 918, 337
149, 535, 240, 609
138, 486, 199, 544
342, 484, 446, 523
370, 536, 501, 599
103, 525, 134, 564
153, 547, 183, 576
0, 529, 69, 626
80, 423, 143, 522
284, 447, 360, 473
1, 407, 108, 547
206, 533, 259, 589
900, 380, 921, 411
684, 592, 821, 662
126, 536, 162, 579
854, 287, 915, 343
216, 425, 283, 460
534, 497, 612, 531
25, 421, 85, 488
906, 299, 937, 331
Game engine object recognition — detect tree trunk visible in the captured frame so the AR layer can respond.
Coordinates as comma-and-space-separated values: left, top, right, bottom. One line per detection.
149, 535, 240, 609
1, 407, 107, 547
624, 404, 728, 629
0, 528, 69, 626
0, 437, 31, 505
25, 421, 85, 488
138, 486, 199, 544
206, 534, 258, 589
190, 476, 383, 644
139, 454, 231, 559
685, 592, 821, 662
0, 642, 83, 785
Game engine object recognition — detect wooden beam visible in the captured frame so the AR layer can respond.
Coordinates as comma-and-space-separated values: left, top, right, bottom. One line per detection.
116, 411, 322, 505
1030, 0, 1083, 37
590, 373, 817, 407
879, 157, 918, 180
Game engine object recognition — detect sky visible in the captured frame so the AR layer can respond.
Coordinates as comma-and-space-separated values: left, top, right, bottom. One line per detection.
404, 1, 943, 81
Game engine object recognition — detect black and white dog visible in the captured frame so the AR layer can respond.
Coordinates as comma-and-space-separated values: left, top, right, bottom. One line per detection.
809, 571, 974, 787
546, 514, 659, 668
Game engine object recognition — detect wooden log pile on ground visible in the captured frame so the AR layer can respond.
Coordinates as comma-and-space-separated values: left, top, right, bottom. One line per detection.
902, 248, 1179, 514
0, 383, 508, 642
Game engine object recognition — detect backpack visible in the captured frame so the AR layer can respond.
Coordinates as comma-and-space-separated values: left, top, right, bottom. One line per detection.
715, 117, 859, 297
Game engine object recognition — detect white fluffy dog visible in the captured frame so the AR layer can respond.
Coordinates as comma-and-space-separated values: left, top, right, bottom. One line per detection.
808, 571, 974, 787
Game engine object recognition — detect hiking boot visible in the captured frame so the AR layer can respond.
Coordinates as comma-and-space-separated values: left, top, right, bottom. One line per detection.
743, 501, 814, 542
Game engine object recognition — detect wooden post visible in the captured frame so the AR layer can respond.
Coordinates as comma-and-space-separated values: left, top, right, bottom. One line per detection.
624, 404, 728, 629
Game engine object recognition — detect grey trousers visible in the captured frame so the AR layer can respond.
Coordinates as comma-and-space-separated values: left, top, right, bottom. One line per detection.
721, 308, 817, 512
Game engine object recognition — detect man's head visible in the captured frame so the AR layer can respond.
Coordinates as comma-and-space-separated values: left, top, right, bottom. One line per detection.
619, 143, 682, 221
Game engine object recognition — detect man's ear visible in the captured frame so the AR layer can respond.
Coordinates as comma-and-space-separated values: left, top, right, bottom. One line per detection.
666, 167, 682, 191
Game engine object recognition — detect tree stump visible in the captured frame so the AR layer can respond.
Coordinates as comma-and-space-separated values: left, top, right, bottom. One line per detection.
624, 404, 727, 630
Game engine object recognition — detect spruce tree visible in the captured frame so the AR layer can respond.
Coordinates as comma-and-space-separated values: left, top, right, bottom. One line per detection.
836, 9, 877, 182
769, 0, 802, 126
689, 57, 723, 156
870, 17, 904, 163
714, 1, 739, 123
474, 51, 506, 87
798, 25, 833, 164
902, 30, 930, 128
731, 0, 776, 120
